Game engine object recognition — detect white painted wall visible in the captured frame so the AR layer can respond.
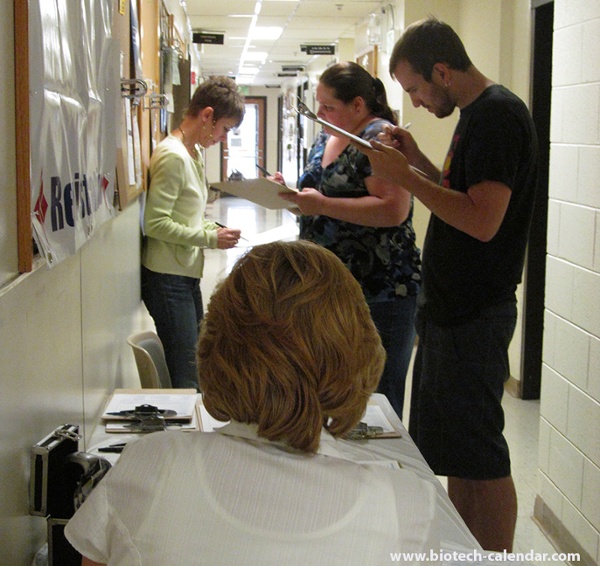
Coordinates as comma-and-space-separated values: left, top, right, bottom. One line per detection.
0, 2, 149, 563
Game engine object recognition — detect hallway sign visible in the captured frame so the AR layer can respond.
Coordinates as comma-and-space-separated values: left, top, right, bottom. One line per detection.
28, 0, 120, 267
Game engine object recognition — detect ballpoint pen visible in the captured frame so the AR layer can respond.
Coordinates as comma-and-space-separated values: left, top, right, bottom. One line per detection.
257, 163, 289, 188
214, 222, 248, 241
98, 443, 127, 453
256, 164, 272, 177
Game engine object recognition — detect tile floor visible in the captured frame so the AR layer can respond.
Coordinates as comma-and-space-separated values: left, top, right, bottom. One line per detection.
198, 195, 566, 564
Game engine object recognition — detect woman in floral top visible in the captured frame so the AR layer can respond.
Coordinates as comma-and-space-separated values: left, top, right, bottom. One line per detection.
280, 62, 421, 421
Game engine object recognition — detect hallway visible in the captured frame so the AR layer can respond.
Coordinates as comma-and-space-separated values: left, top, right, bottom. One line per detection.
197, 193, 566, 564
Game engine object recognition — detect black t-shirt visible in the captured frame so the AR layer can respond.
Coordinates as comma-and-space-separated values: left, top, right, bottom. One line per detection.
418, 85, 538, 326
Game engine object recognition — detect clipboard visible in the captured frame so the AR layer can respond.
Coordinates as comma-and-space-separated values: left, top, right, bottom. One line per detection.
211, 178, 298, 210
101, 389, 197, 421
360, 399, 403, 439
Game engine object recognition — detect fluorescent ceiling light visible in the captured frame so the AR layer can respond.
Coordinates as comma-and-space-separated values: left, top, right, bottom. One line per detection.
240, 67, 260, 75
236, 76, 255, 85
243, 51, 268, 62
250, 26, 283, 40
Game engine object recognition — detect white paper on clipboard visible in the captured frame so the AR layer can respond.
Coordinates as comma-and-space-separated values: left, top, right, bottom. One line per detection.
211, 178, 298, 210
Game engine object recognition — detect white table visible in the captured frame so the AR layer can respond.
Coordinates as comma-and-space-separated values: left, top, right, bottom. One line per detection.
88, 393, 523, 566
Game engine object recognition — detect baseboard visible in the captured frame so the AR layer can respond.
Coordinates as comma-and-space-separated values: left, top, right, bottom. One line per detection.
533, 495, 596, 566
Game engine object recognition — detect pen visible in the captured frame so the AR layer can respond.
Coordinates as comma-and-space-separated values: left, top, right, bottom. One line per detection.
403, 122, 412, 129
98, 443, 127, 453
257, 164, 288, 188
256, 164, 272, 177
214, 222, 248, 241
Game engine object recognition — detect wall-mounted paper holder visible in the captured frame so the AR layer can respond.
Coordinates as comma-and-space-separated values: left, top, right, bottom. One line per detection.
120, 78, 148, 105
143, 93, 170, 110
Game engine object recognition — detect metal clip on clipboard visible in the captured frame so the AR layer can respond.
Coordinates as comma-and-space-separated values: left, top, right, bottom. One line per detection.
346, 421, 385, 440
121, 404, 167, 433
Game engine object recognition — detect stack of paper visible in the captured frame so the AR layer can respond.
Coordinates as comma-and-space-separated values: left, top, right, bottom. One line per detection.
198, 403, 229, 432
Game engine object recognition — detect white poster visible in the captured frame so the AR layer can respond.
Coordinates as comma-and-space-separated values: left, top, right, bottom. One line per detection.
29, 0, 120, 266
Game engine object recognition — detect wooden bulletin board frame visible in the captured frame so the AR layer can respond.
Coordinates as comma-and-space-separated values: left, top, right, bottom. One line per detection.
116, 0, 145, 210
14, 0, 32, 273
12, 0, 142, 270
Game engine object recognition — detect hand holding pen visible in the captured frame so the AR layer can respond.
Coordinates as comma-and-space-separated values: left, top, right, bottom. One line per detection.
257, 164, 287, 187
214, 222, 245, 248
377, 122, 413, 150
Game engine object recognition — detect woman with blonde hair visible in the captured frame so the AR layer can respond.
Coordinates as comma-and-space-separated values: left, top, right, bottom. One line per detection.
198, 239, 384, 453
66, 241, 439, 566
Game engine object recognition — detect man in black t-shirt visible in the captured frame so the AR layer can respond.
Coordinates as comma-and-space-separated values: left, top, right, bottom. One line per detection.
357, 17, 538, 553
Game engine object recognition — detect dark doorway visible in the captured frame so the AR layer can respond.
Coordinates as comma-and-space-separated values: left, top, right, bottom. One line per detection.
520, 0, 554, 399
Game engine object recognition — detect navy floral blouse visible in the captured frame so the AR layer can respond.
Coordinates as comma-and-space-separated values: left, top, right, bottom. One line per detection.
298, 120, 421, 304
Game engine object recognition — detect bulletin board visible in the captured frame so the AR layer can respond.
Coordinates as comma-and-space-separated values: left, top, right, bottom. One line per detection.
13, 0, 184, 269
16, 0, 121, 268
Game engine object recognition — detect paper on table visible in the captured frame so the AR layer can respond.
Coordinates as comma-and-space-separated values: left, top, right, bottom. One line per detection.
358, 400, 403, 438
211, 178, 298, 210
362, 404, 396, 433
198, 405, 229, 432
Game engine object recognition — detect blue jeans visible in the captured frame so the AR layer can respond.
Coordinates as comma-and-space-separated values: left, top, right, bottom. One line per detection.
369, 295, 417, 422
141, 266, 203, 390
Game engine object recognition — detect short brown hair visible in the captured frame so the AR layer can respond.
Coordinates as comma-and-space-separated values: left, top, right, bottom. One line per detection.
389, 16, 472, 81
197, 241, 385, 453
187, 76, 245, 126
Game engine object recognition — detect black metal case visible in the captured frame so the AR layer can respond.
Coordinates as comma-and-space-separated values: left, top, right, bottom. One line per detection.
29, 424, 80, 518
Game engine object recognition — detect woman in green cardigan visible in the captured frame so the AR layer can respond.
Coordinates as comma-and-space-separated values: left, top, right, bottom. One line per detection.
142, 77, 245, 389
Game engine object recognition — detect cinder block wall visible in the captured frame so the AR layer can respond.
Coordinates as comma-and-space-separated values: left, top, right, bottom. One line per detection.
536, 1, 600, 563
